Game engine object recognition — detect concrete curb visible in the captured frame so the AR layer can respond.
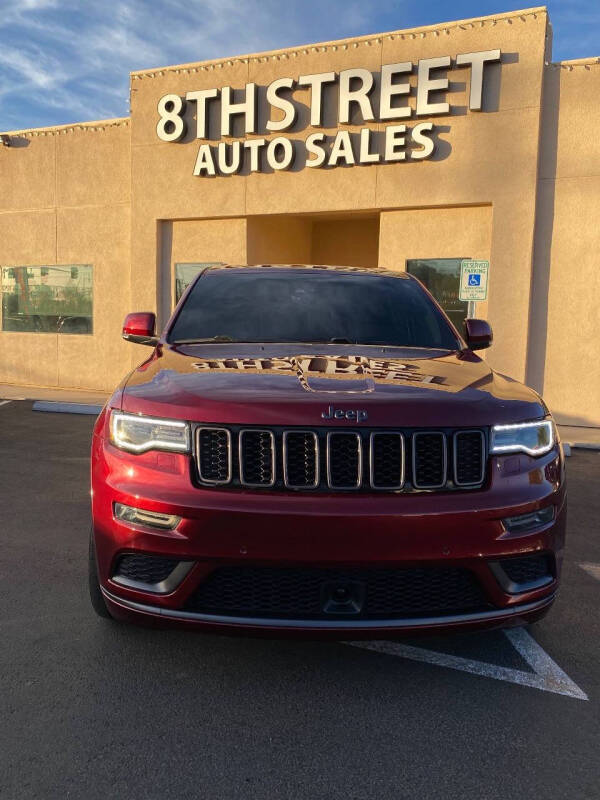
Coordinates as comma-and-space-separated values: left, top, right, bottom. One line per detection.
0, 383, 109, 405
32, 401, 103, 416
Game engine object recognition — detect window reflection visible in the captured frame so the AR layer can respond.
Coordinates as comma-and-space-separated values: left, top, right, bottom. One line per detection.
1, 265, 93, 334
406, 259, 468, 332
175, 263, 224, 303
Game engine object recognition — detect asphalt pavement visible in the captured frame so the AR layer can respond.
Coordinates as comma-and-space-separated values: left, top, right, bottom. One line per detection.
1, 400, 598, 799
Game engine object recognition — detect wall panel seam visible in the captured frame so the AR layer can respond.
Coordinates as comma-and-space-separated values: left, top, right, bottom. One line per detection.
0, 202, 131, 216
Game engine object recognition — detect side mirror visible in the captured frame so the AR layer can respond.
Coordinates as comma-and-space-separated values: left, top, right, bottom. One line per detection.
122, 312, 158, 346
464, 318, 493, 351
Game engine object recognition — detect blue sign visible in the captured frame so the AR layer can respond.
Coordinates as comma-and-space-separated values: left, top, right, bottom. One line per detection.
459, 260, 489, 301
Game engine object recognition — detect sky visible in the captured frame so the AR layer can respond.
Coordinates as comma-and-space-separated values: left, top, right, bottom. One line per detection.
0, 0, 598, 131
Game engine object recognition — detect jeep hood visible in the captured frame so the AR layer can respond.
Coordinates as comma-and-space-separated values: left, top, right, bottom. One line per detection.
119, 343, 546, 427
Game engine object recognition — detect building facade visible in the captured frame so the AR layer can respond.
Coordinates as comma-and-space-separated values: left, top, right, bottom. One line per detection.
0, 6, 598, 426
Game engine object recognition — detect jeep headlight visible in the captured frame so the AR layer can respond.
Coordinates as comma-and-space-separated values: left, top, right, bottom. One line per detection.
490, 420, 556, 457
110, 411, 190, 454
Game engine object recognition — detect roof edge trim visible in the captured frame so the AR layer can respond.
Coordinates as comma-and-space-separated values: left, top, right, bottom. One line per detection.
130, 6, 547, 79
1, 117, 130, 138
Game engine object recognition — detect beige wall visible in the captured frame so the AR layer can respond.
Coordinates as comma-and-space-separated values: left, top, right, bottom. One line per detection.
530, 60, 600, 426
312, 218, 379, 268
0, 122, 132, 391
247, 216, 312, 265
170, 218, 248, 270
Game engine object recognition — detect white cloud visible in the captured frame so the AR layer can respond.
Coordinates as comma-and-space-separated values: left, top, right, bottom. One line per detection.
0, 45, 66, 90
16, 0, 60, 9
0, 0, 376, 128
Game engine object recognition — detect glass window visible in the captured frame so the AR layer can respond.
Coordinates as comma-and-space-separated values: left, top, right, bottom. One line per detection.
168, 268, 460, 350
1, 265, 93, 334
175, 263, 224, 303
406, 259, 468, 332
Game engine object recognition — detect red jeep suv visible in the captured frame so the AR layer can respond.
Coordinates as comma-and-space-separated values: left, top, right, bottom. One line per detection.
89, 265, 565, 637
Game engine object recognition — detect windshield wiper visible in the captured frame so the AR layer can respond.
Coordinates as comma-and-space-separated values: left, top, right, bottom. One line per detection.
171, 335, 234, 344
172, 336, 357, 345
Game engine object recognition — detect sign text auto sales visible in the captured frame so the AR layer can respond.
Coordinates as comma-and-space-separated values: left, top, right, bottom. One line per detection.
156, 50, 501, 176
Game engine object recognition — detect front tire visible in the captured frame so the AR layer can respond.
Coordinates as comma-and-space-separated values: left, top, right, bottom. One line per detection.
89, 528, 113, 620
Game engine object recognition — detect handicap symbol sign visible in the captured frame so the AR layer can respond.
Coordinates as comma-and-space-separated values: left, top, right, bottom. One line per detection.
459, 260, 489, 301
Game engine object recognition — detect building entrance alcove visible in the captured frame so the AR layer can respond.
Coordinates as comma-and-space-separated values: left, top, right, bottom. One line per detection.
246, 212, 380, 270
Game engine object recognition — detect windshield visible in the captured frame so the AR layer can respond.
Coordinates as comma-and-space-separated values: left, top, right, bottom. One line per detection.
168, 269, 461, 350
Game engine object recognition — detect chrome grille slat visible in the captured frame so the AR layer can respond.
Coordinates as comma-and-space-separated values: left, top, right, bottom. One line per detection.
453, 430, 486, 486
283, 431, 319, 489
370, 432, 405, 489
193, 426, 486, 492
326, 432, 362, 490
196, 427, 232, 484
239, 429, 275, 487
412, 431, 447, 489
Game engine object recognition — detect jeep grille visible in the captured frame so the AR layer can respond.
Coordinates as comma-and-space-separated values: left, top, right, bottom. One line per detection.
194, 426, 486, 492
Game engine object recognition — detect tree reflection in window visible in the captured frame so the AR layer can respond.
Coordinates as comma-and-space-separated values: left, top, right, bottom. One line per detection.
1, 265, 93, 334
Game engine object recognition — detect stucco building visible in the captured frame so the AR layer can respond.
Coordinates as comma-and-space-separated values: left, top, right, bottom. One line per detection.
0, 5, 598, 426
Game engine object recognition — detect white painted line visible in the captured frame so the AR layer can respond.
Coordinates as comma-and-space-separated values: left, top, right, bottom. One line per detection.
580, 562, 600, 581
504, 628, 588, 700
347, 628, 587, 701
0, 399, 12, 407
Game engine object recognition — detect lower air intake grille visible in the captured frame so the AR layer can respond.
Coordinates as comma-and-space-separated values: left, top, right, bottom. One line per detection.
500, 554, 553, 585
184, 565, 488, 620
113, 554, 180, 584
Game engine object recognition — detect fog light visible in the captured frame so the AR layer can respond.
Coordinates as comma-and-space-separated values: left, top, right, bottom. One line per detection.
503, 505, 554, 533
114, 502, 180, 530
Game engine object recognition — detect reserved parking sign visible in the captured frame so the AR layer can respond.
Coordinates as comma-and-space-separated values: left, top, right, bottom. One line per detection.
460, 260, 489, 301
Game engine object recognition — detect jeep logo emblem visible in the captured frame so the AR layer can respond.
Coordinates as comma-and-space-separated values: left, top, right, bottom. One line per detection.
321, 405, 368, 422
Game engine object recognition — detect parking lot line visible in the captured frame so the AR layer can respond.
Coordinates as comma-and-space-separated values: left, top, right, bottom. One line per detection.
0, 400, 12, 407
504, 628, 588, 699
348, 628, 588, 700
580, 562, 600, 581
